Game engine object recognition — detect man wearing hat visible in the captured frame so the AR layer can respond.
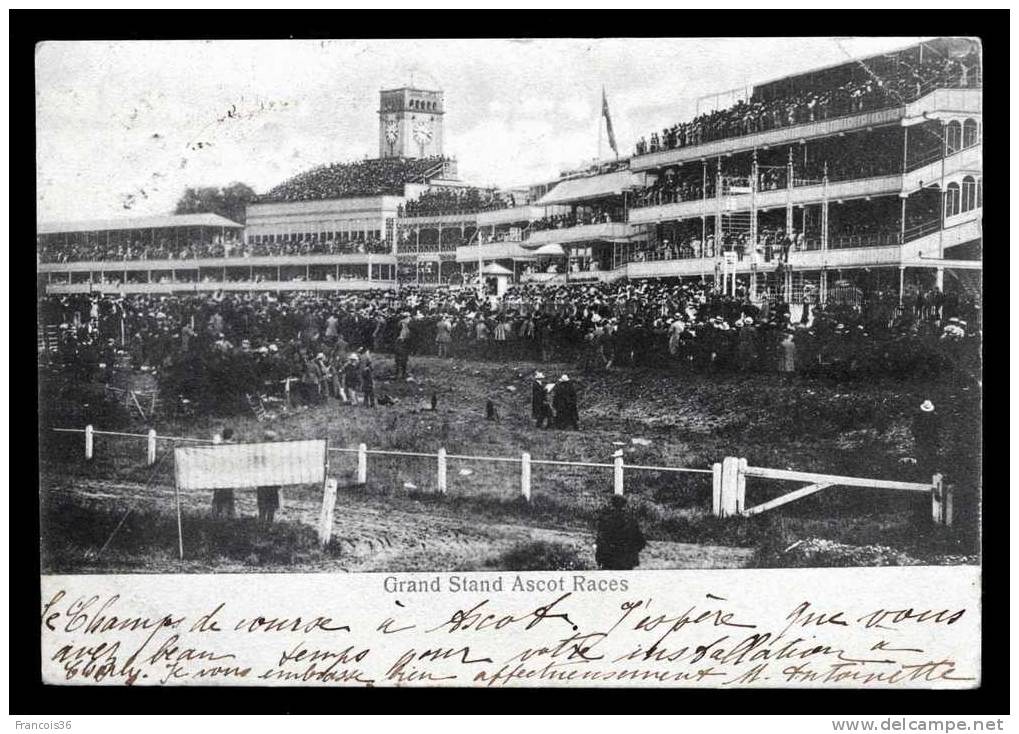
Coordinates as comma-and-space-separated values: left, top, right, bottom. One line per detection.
552, 374, 579, 430
912, 399, 941, 475
531, 371, 551, 428
257, 430, 281, 528
394, 312, 412, 380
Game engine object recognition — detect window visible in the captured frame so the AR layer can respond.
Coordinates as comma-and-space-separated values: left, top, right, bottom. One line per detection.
962, 118, 979, 148
961, 176, 976, 212
945, 121, 962, 154
945, 182, 961, 217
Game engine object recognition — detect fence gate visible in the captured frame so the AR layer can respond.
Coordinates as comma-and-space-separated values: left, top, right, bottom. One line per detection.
713, 458, 951, 525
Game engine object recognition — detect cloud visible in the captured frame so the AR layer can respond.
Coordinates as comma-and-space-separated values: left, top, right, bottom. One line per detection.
36, 36, 926, 222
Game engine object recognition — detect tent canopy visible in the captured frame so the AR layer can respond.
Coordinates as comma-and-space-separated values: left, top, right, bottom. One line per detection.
535, 170, 641, 206
481, 263, 514, 276
532, 243, 567, 257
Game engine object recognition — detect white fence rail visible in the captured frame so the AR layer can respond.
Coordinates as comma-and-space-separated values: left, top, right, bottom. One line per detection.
48, 426, 952, 526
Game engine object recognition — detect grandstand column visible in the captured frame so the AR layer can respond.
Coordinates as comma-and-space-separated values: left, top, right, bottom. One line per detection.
898, 266, 906, 305
936, 267, 944, 291
821, 170, 830, 251
714, 158, 722, 262
900, 197, 907, 244
786, 148, 794, 234
750, 150, 759, 247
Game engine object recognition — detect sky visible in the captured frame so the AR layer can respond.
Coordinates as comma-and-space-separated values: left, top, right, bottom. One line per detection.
36, 36, 928, 223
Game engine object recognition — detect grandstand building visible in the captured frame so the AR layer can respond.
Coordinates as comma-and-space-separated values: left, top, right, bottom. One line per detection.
37, 38, 981, 302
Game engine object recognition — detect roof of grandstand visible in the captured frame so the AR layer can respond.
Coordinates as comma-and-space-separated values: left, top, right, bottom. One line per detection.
258, 156, 453, 203
536, 170, 641, 206
37, 212, 243, 235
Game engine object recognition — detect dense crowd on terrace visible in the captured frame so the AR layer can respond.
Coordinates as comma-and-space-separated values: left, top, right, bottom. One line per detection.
634, 51, 980, 156
632, 128, 911, 210
260, 156, 453, 203
41, 271, 979, 415
37, 233, 390, 263
399, 187, 516, 217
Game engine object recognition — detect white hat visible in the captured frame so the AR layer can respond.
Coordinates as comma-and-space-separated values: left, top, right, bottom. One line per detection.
920, 400, 935, 412
534, 371, 545, 380
559, 374, 570, 382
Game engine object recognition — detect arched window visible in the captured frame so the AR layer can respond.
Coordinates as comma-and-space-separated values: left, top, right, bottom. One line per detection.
961, 176, 976, 212
945, 182, 961, 217
962, 118, 979, 148
945, 121, 962, 154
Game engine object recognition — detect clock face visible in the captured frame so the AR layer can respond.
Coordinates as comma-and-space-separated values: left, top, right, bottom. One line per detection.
412, 120, 433, 145
385, 120, 399, 145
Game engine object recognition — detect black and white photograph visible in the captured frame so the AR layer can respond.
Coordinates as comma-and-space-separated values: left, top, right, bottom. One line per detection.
36, 34, 982, 581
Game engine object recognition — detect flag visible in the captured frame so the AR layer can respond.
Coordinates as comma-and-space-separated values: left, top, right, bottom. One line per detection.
601, 87, 618, 158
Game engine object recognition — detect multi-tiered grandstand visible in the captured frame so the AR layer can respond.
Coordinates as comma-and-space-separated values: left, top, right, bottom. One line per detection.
38, 37, 981, 303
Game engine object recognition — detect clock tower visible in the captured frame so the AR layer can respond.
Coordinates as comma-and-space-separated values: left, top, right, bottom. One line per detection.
378, 87, 445, 159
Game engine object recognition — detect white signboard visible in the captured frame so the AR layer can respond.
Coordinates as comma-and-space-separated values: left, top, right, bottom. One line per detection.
174, 440, 326, 490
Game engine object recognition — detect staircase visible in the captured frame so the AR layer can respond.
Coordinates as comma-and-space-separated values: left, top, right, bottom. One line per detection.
38, 324, 60, 353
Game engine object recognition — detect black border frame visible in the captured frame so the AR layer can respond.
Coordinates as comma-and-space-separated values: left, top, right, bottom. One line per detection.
13, 8, 1006, 715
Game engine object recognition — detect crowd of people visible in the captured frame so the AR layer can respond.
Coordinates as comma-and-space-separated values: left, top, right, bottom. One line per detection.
40, 271, 979, 418
260, 156, 453, 203
634, 52, 980, 156
36, 233, 391, 264
530, 206, 622, 232
399, 187, 516, 217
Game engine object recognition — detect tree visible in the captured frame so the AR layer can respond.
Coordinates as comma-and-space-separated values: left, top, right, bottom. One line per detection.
174, 182, 257, 224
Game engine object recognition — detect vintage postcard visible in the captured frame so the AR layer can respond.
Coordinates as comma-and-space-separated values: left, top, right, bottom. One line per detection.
35, 35, 982, 689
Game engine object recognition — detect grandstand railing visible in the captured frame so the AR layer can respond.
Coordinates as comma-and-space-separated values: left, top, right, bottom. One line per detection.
631, 84, 981, 172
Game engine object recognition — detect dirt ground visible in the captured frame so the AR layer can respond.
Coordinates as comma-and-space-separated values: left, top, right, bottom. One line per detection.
39, 352, 980, 573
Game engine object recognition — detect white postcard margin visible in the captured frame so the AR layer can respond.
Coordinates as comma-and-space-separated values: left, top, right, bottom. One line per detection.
40, 565, 980, 689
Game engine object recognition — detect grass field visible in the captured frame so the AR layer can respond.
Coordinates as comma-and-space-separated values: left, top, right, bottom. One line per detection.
39, 353, 980, 573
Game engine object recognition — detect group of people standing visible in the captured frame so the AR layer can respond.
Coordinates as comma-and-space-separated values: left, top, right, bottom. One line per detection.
530, 371, 579, 430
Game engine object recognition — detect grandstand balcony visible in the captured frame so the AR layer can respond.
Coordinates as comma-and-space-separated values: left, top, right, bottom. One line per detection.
524, 221, 631, 247
631, 86, 981, 174
902, 143, 982, 195
629, 174, 904, 225
37, 252, 397, 274
475, 205, 548, 227
395, 211, 479, 228
44, 278, 396, 295
455, 240, 537, 262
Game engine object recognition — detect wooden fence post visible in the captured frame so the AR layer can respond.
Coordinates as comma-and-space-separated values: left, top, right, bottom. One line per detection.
736, 457, 747, 514
712, 462, 722, 516
318, 478, 338, 547
719, 457, 740, 517
520, 452, 531, 502
613, 450, 624, 495
356, 443, 368, 485
85, 424, 94, 460
147, 429, 157, 465
931, 473, 953, 525
437, 448, 447, 494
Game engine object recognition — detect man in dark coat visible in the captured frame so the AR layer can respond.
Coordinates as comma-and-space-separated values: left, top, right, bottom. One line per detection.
595, 495, 647, 570
552, 374, 579, 430
912, 399, 941, 474
530, 371, 550, 424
